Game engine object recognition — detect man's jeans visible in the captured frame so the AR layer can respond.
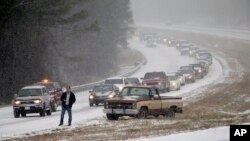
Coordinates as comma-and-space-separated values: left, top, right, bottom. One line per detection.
60, 105, 72, 125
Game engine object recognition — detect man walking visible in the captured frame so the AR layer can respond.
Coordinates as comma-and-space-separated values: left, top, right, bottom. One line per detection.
59, 85, 76, 126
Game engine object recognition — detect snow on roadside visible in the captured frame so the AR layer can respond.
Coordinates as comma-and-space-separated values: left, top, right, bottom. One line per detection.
130, 126, 229, 141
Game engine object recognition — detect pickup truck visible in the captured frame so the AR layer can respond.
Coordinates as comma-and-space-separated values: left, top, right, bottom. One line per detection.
103, 86, 183, 120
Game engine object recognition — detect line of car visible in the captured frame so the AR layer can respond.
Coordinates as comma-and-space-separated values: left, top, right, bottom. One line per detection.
90, 32, 214, 120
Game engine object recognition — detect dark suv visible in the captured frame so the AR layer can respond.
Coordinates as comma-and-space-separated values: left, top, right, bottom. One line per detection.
89, 84, 119, 107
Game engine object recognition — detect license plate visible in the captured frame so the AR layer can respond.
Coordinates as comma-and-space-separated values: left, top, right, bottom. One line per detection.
25, 107, 30, 110
114, 109, 123, 114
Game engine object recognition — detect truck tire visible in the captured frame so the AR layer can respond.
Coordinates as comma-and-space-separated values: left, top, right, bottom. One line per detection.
46, 110, 52, 116
21, 112, 26, 117
46, 105, 52, 116
106, 114, 119, 120
137, 108, 148, 119
51, 102, 57, 112
14, 110, 20, 118
95, 102, 99, 106
89, 103, 93, 107
40, 110, 46, 117
165, 108, 175, 118
40, 104, 46, 117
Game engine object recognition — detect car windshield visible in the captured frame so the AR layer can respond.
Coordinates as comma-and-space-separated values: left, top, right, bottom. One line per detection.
18, 89, 42, 97
93, 85, 113, 92
190, 64, 201, 67
34, 82, 54, 91
180, 66, 192, 70
144, 72, 163, 79
125, 78, 139, 84
168, 75, 177, 80
121, 87, 149, 97
179, 70, 193, 74
105, 79, 123, 84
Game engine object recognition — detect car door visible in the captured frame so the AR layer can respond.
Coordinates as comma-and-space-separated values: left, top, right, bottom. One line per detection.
149, 88, 162, 115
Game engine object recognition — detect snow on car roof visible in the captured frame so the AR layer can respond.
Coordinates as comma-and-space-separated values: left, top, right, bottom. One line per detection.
106, 77, 125, 80
22, 85, 45, 89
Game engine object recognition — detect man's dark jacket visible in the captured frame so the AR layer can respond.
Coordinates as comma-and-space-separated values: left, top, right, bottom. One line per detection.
60, 92, 76, 108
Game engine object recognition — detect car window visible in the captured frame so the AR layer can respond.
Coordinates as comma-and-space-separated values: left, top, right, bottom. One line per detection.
144, 72, 164, 79
18, 89, 42, 97
125, 78, 139, 84
105, 79, 123, 84
121, 87, 149, 96
168, 75, 177, 80
93, 85, 113, 92
151, 89, 158, 95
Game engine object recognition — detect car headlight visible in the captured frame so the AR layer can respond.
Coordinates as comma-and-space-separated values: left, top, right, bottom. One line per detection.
172, 82, 176, 86
118, 86, 123, 91
15, 100, 21, 105
34, 99, 41, 104
188, 76, 192, 79
198, 69, 202, 73
89, 95, 94, 99
108, 94, 114, 98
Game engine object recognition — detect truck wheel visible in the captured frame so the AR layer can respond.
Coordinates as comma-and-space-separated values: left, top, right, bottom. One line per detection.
51, 102, 57, 112
40, 104, 46, 117
46, 110, 52, 116
14, 110, 20, 118
40, 109, 46, 117
165, 108, 175, 118
46, 105, 52, 116
89, 103, 93, 107
137, 108, 148, 119
95, 102, 99, 106
21, 112, 26, 117
106, 114, 119, 120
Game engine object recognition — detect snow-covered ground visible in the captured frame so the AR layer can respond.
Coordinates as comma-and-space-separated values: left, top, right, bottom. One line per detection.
130, 23, 248, 141
0, 38, 231, 140
132, 126, 229, 141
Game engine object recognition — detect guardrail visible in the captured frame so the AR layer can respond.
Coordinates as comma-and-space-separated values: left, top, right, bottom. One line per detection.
71, 60, 146, 93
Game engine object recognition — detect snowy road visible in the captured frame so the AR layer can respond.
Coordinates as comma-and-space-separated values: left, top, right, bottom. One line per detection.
130, 23, 248, 141
0, 39, 226, 140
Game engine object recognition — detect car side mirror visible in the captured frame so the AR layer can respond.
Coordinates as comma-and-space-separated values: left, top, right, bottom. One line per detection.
89, 91, 93, 93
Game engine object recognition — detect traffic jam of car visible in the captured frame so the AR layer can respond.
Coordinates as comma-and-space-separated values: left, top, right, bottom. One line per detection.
12, 31, 213, 120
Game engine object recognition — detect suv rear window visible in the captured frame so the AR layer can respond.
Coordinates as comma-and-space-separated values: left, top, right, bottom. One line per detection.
105, 79, 123, 84
144, 72, 164, 79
